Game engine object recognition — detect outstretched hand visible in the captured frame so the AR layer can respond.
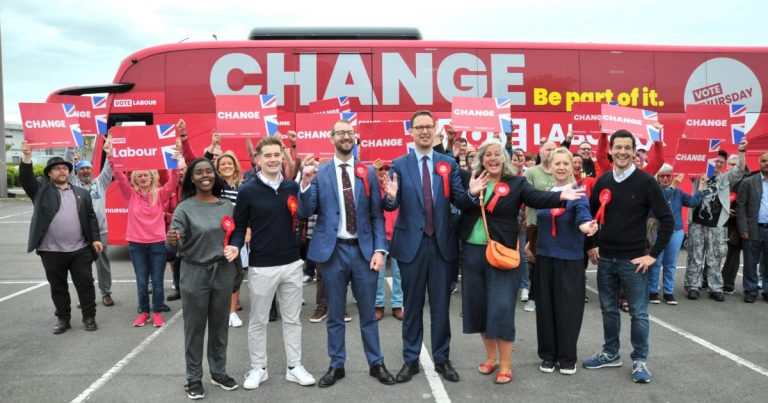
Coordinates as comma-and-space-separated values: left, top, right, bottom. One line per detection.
468, 170, 489, 197
559, 185, 586, 201
383, 172, 399, 200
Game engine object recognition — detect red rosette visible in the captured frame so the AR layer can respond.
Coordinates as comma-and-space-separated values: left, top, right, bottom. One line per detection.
435, 161, 451, 198
221, 215, 235, 247
550, 208, 565, 237
354, 163, 370, 197
593, 189, 612, 225
485, 182, 510, 213
729, 192, 737, 203
287, 195, 299, 230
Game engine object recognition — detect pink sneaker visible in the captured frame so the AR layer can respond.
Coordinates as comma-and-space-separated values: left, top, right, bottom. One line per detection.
133, 312, 150, 327
152, 313, 165, 327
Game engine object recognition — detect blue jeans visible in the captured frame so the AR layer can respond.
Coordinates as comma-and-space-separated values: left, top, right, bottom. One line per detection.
129, 241, 167, 313
742, 226, 768, 297
597, 257, 649, 361
376, 256, 403, 308
518, 230, 530, 290
648, 229, 684, 295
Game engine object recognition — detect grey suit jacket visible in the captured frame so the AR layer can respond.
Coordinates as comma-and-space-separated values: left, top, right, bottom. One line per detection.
736, 173, 767, 240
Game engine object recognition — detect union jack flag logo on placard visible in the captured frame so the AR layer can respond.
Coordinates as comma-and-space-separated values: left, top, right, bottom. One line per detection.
705, 139, 722, 178
91, 96, 107, 109
496, 97, 513, 134
264, 114, 280, 137
495, 97, 511, 109
70, 124, 84, 147
730, 104, 746, 144
338, 96, 349, 106
161, 145, 179, 169
341, 112, 358, 127
63, 104, 78, 118
260, 94, 277, 109
646, 125, 661, 142
402, 121, 411, 135
156, 124, 176, 140
642, 110, 658, 121
95, 114, 108, 135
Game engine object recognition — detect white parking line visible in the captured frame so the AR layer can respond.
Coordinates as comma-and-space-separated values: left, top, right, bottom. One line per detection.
585, 285, 768, 378
386, 277, 451, 403
0, 210, 32, 220
71, 309, 184, 403
0, 282, 47, 303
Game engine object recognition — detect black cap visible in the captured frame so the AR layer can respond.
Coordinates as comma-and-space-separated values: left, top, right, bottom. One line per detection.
44, 157, 73, 176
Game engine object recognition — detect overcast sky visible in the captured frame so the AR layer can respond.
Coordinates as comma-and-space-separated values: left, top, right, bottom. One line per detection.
3, 0, 766, 123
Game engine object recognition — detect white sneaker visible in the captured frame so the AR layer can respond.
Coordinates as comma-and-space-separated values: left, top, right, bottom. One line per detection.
523, 300, 536, 312
229, 312, 243, 328
243, 367, 268, 390
286, 364, 316, 386
520, 288, 530, 302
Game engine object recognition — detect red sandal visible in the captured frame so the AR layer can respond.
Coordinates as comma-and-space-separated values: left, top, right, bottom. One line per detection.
477, 361, 499, 375
495, 371, 513, 384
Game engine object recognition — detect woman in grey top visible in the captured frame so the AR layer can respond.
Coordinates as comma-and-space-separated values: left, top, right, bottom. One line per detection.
167, 158, 240, 399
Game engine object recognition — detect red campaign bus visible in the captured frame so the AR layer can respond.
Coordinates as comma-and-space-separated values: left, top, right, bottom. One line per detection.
47, 28, 768, 245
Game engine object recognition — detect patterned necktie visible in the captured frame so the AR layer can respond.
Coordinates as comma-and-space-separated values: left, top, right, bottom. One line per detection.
422, 156, 434, 236
340, 163, 356, 234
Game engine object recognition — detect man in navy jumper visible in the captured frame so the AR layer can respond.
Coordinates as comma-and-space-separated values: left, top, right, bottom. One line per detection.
582, 130, 673, 384
232, 136, 316, 390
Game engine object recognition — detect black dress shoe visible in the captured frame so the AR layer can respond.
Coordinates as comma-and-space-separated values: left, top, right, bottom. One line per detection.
83, 316, 98, 331
166, 291, 180, 301
318, 367, 345, 387
369, 362, 396, 385
53, 318, 71, 334
395, 361, 420, 383
434, 361, 460, 382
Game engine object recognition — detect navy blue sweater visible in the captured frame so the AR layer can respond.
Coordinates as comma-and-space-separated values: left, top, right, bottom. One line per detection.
232, 176, 300, 267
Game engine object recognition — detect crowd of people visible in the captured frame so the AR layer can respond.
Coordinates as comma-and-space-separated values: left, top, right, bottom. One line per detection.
18, 109, 766, 399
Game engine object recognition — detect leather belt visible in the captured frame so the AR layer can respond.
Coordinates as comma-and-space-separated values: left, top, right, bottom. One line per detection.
337, 238, 359, 246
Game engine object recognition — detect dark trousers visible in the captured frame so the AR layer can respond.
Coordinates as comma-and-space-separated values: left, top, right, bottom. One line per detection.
722, 232, 742, 289
400, 235, 452, 364
323, 243, 382, 367
535, 256, 586, 368
315, 263, 327, 309
743, 227, 768, 297
39, 246, 96, 320
180, 260, 236, 383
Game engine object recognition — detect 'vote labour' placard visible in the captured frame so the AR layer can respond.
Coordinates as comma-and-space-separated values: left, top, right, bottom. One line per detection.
109, 125, 179, 171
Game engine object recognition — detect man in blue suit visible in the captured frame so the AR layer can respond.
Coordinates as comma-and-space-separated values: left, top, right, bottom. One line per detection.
299, 119, 395, 387
382, 110, 473, 383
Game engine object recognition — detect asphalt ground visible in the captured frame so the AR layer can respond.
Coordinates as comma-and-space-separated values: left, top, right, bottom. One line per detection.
1, 197, 767, 402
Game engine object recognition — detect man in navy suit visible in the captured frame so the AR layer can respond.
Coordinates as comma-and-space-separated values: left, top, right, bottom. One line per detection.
299, 119, 395, 387
381, 110, 473, 383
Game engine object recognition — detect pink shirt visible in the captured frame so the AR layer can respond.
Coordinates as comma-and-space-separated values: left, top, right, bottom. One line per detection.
115, 170, 179, 243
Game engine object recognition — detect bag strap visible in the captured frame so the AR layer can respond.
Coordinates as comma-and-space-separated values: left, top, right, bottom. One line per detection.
478, 184, 520, 250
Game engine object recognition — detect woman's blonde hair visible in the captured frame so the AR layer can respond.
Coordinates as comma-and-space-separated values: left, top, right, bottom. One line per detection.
130, 169, 160, 205
471, 139, 516, 177
216, 151, 242, 187
546, 147, 573, 165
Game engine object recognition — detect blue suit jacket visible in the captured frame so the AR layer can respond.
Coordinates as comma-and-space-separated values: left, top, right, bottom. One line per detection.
298, 161, 387, 263
383, 151, 469, 264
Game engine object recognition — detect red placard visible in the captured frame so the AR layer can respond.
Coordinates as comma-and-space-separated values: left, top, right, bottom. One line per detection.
294, 113, 339, 160
112, 92, 166, 113
358, 121, 409, 164
19, 102, 83, 149
600, 104, 660, 141
215, 94, 279, 138
671, 138, 720, 176
684, 104, 746, 144
56, 95, 99, 135
571, 102, 602, 133
450, 97, 511, 132
109, 125, 179, 171
308, 96, 352, 114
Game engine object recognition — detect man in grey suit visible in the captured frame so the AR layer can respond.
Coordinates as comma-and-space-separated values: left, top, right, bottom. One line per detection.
737, 151, 768, 303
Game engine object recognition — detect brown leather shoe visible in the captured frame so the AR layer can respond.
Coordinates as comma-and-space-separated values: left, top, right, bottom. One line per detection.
374, 307, 384, 321
392, 307, 403, 321
102, 295, 114, 307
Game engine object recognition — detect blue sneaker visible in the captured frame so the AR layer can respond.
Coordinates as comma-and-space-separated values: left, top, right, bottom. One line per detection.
583, 352, 622, 369
632, 360, 651, 383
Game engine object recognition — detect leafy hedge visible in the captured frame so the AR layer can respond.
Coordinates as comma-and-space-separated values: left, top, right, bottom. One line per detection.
5, 164, 46, 188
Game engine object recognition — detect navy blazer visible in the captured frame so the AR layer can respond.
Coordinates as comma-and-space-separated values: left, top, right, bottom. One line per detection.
298, 161, 387, 263
383, 151, 470, 264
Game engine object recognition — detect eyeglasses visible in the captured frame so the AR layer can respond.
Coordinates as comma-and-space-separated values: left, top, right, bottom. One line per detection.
334, 130, 355, 138
412, 125, 435, 132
